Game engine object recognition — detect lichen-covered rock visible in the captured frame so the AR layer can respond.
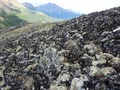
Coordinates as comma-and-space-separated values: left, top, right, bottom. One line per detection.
50, 85, 68, 90
100, 67, 116, 75
0, 66, 5, 87
88, 66, 101, 76
58, 72, 70, 83
84, 43, 99, 56
70, 75, 88, 90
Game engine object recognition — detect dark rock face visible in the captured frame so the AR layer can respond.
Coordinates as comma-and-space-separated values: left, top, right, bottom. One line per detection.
0, 7, 120, 89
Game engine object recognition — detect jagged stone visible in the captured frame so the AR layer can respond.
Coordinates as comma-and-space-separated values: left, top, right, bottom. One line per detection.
100, 67, 116, 75
58, 72, 70, 84
0, 66, 5, 87
70, 75, 88, 90
88, 66, 101, 76
94, 82, 106, 90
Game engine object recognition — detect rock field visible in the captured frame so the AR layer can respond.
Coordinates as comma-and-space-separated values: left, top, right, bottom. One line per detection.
0, 7, 120, 90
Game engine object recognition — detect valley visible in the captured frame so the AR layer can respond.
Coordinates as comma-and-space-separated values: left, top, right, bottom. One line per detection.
0, 0, 59, 29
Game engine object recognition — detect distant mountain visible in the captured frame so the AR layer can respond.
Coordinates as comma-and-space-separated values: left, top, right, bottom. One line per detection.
36, 3, 81, 19
22, 2, 36, 10
0, 0, 58, 28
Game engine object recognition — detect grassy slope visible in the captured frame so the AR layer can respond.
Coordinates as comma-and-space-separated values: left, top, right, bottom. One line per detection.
0, 23, 56, 43
16, 9, 56, 23
0, 9, 24, 28
0, 20, 65, 43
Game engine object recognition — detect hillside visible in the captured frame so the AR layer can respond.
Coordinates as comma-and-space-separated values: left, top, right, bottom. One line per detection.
0, 6, 120, 90
0, 8, 24, 28
0, 0, 58, 28
22, 2, 36, 10
28, 3, 80, 19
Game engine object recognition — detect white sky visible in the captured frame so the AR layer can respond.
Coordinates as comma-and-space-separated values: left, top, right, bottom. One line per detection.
19, 0, 120, 14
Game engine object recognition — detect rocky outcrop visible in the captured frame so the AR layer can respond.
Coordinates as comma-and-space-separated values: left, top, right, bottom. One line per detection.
0, 7, 120, 89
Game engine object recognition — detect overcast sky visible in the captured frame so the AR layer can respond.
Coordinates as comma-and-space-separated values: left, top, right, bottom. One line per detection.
19, 0, 120, 14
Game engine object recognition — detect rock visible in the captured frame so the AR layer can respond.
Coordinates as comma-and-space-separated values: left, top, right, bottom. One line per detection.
73, 33, 83, 39
70, 78, 80, 90
70, 75, 88, 90
50, 85, 67, 90
68, 63, 81, 77
92, 60, 106, 67
84, 43, 100, 56
89, 66, 116, 76
0, 66, 5, 87
1, 85, 11, 90
94, 82, 106, 90
95, 52, 106, 61
23, 77, 34, 90
88, 66, 101, 76
16, 46, 22, 52
25, 64, 37, 72
100, 67, 116, 75
0, 59, 4, 66
79, 54, 93, 69
58, 72, 70, 84
40, 47, 61, 72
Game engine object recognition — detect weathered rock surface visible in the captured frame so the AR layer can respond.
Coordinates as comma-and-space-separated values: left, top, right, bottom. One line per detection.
0, 7, 120, 89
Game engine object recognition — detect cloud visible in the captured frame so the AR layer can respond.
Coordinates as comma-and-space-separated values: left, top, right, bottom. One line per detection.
19, 0, 120, 14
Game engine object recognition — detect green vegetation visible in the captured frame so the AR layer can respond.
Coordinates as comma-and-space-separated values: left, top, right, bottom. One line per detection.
0, 14, 24, 29
0, 8, 24, 29
16, 9, 55, 23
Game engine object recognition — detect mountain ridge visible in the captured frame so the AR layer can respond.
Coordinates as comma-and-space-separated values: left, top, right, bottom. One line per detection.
23, 2, 81, 19
36, 3, 81, 19
22, 2, 36, 10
